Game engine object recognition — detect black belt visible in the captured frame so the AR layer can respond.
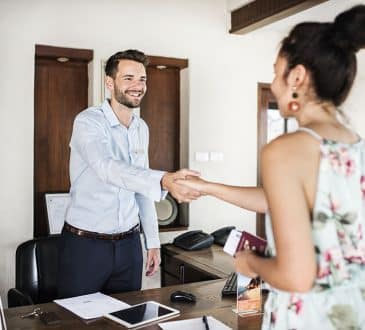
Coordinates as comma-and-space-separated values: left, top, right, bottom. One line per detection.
63, 222, 140, 240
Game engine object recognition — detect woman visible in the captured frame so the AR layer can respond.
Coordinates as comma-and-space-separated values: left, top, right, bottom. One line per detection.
179, 5, 365, 329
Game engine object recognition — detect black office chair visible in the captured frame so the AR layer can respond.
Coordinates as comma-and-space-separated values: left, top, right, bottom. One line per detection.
7, 235, 60, 307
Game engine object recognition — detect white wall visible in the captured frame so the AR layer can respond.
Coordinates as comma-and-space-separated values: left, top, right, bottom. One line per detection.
0, 0, 364, 305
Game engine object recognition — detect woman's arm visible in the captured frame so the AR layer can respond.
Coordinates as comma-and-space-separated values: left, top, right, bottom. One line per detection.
177, 176, 268, 213
235, 135, 317, 292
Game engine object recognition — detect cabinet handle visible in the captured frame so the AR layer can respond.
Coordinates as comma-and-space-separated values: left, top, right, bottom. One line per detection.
179, 264, 185, 284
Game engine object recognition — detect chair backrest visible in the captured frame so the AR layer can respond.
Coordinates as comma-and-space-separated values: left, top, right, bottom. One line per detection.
15, 235, 60, 304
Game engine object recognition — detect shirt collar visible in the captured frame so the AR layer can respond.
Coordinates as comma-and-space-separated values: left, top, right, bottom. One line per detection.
101, 99, 140, 129
129, 113, 140, 130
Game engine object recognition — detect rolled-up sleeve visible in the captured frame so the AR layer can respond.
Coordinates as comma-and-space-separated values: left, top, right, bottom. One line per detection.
136, 131, 161, 249
136, 193, 161, 249
70, 114, 165, 202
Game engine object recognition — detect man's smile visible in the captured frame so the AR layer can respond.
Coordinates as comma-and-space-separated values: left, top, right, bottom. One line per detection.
126, 90, 144, 100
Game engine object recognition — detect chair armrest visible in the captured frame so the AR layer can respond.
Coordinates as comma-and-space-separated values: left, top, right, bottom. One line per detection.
7, 288, 34, 307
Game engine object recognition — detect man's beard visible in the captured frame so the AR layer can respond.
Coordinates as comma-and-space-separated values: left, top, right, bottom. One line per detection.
114, 88, 143, 109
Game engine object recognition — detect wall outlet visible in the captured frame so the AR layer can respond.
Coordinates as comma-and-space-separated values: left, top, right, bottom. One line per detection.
195, 151, 209, 162
210, 151, 224, 162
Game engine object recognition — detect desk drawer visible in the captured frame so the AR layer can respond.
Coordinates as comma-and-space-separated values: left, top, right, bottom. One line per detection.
181, 263, 218, 283
163, 272, 180, 286
162, 253, 182, 277
163, 254, 218, 284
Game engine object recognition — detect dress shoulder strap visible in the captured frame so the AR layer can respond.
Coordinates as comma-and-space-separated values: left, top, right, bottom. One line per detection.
296, 127, 322, 141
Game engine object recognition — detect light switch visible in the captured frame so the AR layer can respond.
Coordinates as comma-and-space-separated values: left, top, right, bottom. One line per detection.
195, 152, 209, 162
210, 151, 224, 162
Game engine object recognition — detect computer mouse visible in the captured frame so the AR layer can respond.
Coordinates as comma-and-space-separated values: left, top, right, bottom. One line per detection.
170, 290, 196, 303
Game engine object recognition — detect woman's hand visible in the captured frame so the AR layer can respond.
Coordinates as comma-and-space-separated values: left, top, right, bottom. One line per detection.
233, 250, 258, 278
175, 175, 208, 195
161, 170, 201, 203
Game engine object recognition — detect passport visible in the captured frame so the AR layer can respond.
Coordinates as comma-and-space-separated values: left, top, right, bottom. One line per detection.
237, 231, 267, 256
223, 229, 267, 316
223, 229, 267, 257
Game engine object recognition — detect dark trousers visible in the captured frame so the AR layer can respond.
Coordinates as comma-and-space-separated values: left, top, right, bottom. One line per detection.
57, 228, 143, 299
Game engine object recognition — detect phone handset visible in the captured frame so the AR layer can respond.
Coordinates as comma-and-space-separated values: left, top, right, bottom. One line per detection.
173, 230, 202, 244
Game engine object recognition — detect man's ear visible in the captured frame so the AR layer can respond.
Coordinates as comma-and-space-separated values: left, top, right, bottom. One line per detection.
287, 64, 307, 88
105, 76, 114, 92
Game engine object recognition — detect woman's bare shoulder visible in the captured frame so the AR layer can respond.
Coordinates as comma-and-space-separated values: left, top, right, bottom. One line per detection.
262, 131, 320, 166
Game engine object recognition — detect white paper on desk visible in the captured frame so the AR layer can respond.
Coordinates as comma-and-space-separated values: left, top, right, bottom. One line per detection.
54, 292, 130, 320
159, 316, 232, 330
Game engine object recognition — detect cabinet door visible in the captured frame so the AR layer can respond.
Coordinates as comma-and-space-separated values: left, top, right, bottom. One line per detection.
161, 248, 218, 286
140, 56, 189, 231
140, 66, 180, 172
34, 46, 92, 237
163, 272, 180, 286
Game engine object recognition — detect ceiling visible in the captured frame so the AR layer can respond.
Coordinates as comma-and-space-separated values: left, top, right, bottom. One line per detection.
227, 0, 255, 12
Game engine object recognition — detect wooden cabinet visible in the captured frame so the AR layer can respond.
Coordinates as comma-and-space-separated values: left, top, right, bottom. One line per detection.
34, 45, 93, 237
160, 244, 234, 287
141, 56, 189, 232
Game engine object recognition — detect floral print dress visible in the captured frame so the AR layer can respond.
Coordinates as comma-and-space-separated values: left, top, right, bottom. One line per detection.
261, 127, 365, 330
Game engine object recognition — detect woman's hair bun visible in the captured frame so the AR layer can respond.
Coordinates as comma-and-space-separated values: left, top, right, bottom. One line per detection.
331, 5, 365, 53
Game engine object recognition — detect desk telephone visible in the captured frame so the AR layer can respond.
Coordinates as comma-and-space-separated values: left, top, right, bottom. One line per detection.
172, 226, 236, 251
173, 230, 214, 251
211, 226, 236, 246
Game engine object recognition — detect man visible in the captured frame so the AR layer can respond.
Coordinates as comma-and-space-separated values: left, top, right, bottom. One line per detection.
58, 50, 200, 298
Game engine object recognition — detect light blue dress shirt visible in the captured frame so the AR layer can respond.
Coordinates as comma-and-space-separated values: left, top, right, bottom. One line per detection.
66, 100, 165, 249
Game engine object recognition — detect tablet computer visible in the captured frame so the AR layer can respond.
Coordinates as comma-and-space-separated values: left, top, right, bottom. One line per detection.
104, 301, 179, 328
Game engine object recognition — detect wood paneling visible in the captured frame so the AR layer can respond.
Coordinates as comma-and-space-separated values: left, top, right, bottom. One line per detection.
35, 45, 93, 62
34, 46, 92, 237
141, 67, 180, 172
230, 0, 329, 34
148, 55, 188, 69
141, 56, 189, 231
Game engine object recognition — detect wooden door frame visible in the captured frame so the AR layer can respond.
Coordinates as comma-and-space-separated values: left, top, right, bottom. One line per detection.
256, 82, 277, 238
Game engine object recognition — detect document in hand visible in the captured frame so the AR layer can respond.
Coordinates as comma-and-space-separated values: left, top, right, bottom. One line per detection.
223, 230, 266, 315
223, 229, 267, 257
54, 292, 130, 321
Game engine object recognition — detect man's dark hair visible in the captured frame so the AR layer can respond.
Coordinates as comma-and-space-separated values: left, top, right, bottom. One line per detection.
279, 5, 365, 106
105, 49, 149, 79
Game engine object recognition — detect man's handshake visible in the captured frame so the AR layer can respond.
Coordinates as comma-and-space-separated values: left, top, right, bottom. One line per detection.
161, 169, 201, 203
